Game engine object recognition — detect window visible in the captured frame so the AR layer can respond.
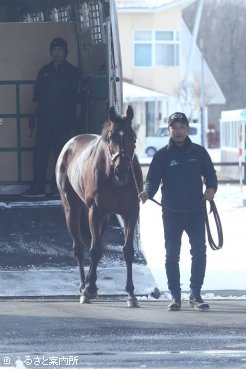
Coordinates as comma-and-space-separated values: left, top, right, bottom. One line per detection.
133, 30, 180, 67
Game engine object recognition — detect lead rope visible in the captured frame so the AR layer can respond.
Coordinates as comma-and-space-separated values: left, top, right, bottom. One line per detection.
131, 160, 141, 195
204, 200, 223, 250
131, 163, 223, 252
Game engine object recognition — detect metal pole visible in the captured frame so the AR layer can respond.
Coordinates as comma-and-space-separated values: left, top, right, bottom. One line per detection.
183, 0, 204, 86
200, 38, 206, 147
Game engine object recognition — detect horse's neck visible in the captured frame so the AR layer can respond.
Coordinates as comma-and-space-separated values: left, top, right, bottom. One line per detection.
93, 138, 112, 177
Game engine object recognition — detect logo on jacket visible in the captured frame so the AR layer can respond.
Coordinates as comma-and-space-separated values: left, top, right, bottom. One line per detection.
169, 160, 178, 166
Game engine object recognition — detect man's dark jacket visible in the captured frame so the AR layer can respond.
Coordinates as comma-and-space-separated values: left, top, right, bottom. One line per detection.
33, 60, 82, 129
145, 137, 218, 211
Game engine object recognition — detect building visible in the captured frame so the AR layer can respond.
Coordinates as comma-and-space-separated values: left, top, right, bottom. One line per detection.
116, 0, 225, 153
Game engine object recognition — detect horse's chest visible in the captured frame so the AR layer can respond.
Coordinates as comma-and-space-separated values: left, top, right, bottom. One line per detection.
96, 183, 135, 212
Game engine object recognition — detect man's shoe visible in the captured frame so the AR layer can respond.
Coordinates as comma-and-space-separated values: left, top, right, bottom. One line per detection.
22, 187, 45, 198
189, 294, 209, 311
168, 298, 181, 311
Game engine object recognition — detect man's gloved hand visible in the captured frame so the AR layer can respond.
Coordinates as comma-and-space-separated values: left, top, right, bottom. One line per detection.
138, 191, 149, 204
203, 188, 215, 202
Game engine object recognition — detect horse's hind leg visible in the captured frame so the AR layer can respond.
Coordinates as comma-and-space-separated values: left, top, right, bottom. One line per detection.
59, 180, 87, 293
122, 215, 139, 308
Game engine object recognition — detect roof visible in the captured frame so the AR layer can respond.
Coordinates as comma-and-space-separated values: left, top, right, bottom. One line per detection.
116, 0, 197, 13
123, 81, 169, 102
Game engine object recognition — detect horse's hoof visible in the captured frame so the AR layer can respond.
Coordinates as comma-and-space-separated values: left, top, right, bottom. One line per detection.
80, 295, 92, 304
82, 287, 98, 300
127, 298, 140, 308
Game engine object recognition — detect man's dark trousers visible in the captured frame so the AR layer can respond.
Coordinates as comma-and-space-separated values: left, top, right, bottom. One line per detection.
162, 207, 207, 298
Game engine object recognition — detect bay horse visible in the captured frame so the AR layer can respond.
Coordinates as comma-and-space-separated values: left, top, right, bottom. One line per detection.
56, 105, 143, 306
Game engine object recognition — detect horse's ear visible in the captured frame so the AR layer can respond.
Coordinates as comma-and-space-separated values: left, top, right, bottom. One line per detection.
109, 106, 118, 122
126, 105, 134, 120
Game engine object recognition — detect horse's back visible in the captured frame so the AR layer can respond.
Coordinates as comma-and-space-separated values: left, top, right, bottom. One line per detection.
56, 134, 99, 188
57, 134, 98, 166
61, 134, 98, 157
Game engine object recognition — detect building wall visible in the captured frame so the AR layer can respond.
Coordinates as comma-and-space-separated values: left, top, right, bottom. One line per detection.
118, 5, 186, 155
118, 7, 182, 95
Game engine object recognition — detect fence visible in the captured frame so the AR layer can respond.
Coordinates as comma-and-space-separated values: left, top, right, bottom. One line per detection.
140, 162, 246, 184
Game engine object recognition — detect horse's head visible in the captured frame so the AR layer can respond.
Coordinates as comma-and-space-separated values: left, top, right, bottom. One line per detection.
102, 105, 136, 185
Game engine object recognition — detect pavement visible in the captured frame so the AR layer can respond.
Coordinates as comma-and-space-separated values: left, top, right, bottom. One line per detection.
0, 299, 245, 368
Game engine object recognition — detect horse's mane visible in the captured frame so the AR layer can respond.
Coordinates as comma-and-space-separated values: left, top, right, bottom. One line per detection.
101, 120, 112, 143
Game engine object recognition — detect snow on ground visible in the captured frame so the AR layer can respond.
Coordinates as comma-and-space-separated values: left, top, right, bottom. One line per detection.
138, 149, 246, 298
1, 183, 245, 300
139, 183, 246, 298
0, 263, 156, 298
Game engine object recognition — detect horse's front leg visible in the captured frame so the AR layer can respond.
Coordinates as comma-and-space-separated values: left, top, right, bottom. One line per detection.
81, 205, 104, 303
122, 214, 140, 308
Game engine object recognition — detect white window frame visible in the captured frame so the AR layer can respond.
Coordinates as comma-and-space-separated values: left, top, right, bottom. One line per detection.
133, 29, 180, 68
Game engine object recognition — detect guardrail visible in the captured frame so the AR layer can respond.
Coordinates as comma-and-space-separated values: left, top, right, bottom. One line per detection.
140, 162, 246, 184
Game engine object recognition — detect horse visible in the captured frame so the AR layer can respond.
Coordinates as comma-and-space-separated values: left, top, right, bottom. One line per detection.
55, 105, 143, 307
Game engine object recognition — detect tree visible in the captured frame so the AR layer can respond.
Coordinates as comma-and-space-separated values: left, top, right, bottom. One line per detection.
183, 0, 246, 125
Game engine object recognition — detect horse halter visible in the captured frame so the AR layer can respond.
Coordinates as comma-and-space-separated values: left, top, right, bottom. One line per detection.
107, 129, 135, 169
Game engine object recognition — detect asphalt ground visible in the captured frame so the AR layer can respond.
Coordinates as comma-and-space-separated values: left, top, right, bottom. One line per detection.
0, 298, 245, 369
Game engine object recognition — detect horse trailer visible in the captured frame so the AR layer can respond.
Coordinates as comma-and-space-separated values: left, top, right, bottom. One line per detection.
0, 0, 123, 194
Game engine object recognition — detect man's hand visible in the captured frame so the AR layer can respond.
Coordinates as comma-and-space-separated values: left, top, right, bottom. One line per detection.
138, 191, 149, 204
203, 188, 215, 201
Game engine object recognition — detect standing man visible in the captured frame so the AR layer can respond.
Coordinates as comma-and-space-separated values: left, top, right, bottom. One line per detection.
138, 112, 217, 311
23, 36, 83, 197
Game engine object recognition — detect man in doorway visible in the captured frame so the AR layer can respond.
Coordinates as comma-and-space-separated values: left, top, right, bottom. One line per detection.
138, 112, 217, 311
23, 36, 83, 197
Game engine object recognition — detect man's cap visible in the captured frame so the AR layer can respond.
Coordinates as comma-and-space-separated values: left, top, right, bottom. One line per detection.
50, 37, 68, 56
168, 112, 189, 127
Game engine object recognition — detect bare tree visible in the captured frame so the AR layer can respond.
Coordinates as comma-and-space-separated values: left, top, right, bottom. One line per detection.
183, 0, 246, 125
